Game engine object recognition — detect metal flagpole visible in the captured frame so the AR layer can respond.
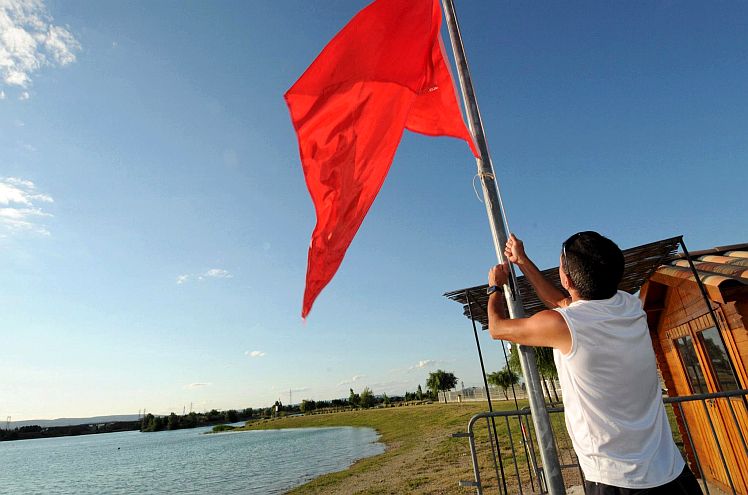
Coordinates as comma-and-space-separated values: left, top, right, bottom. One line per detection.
440, 1, 565, 493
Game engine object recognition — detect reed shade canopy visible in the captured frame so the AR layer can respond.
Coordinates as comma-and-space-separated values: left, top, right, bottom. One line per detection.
444, 236, 683, 329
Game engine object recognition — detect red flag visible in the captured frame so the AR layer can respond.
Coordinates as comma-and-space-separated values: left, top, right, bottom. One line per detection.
286, 0, 478, 318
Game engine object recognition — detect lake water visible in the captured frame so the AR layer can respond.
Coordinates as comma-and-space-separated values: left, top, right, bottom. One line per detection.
0, 425, 384, 494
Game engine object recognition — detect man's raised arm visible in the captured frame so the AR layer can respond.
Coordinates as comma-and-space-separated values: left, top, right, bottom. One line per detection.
505, 234, 570, 309
487, 263, 571, 353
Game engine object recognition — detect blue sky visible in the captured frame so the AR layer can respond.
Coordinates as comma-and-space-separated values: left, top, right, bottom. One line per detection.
1, 0, 746, 420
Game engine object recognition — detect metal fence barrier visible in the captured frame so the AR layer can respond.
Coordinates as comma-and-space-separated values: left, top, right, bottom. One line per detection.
442, 382, 561, 404
454, 389, 748, 495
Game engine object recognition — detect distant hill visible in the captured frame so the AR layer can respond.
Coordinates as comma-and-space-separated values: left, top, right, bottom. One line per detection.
8, 414, 141, 429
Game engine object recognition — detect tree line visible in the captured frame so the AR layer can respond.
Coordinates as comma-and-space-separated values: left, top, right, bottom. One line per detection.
140, 408, 255, 432
142, 354, 559, 434
3, 358, 560, 441
0, 421, 141, 442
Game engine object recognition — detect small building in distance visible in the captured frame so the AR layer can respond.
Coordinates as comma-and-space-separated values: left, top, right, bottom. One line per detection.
641, 243, 748, 495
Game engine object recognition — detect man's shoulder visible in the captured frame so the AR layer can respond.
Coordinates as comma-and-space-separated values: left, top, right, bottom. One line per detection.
531, 309, 569, 330
534, 308, 566, 320
532, 310, 571, 354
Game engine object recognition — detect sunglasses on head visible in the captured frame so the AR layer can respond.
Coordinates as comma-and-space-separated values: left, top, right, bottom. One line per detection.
562, 233, 582, 274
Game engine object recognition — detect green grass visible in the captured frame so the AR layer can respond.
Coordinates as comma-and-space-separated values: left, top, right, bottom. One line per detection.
211, 424, 238, 432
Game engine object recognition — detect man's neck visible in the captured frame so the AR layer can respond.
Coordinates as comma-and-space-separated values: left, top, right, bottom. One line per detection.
569, 290, 584, 303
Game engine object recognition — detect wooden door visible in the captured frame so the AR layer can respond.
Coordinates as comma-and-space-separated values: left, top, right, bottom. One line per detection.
672, 311, 748, 494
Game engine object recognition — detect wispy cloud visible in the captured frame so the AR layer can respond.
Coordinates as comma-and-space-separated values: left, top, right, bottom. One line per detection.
0, 177, 53, 236
409, 359, 437, 371
337, 374, 365, 386
245, 350, 265, 358
202, 268, 232, 280
0, 0, 81, 94
175, 268, 232, 284
184, 382, 211, 389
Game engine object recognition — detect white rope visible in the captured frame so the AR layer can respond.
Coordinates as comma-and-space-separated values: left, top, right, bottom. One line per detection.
472, 171, 495, 204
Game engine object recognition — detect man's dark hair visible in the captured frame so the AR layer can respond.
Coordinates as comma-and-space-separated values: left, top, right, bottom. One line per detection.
562, 231, 624, 300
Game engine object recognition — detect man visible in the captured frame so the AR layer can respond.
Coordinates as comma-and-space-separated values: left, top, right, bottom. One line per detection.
487, 231, 702, 495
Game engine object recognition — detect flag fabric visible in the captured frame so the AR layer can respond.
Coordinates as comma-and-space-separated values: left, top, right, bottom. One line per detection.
286, 0, 478, 318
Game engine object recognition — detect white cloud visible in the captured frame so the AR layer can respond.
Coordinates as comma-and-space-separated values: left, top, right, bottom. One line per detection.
0, 177, 53, 236
0, 90, 5, 99
43, 24, 78, 65
245, 350, 265, 358
176, 268, 232, 284
185, 382, 211, 389
409, 359, 437, 371
203, 268, 232, 279
0, 0, 81, 92
337, 374, 365, 386
18, 91, 29, 100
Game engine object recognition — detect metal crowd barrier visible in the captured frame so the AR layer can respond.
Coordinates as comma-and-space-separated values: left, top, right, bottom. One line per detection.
453, 389, 748, 495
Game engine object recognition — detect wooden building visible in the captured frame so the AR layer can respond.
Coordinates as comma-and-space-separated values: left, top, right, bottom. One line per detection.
641, 243, 748, 495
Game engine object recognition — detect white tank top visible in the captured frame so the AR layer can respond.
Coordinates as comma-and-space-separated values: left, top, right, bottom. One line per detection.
553, 291, 684, 488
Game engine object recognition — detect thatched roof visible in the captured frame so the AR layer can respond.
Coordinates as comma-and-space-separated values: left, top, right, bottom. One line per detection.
444, 236, 682, 329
